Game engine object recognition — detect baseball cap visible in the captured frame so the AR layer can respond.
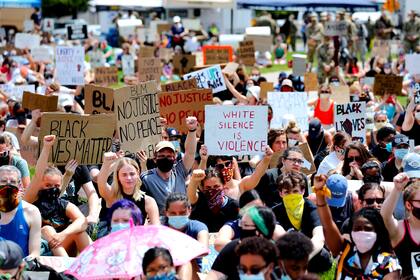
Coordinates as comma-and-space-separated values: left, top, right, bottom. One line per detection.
0, 240, 23, 270
278, 72, 287, 80
392, 134, 409, 147
402, 152, 420, 179
281, 79, 293, 89
155, 141, 176, 153
326, 174, 348, 207
308, 118, 322, 139
166, 128, 180, 138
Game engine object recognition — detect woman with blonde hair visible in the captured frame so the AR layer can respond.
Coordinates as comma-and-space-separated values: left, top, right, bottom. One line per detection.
285, 120, 307, 147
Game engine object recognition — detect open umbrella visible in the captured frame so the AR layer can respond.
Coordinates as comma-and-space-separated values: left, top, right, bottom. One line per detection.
65, 225, 209, 280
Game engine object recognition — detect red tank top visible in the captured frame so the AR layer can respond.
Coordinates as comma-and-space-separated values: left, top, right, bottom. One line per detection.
314, 99, 334, 125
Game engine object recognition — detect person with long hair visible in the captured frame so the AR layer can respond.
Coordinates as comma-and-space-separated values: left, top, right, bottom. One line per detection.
314, 174, 401, 279
341, 142, 373, 180
317, 131, 351, 175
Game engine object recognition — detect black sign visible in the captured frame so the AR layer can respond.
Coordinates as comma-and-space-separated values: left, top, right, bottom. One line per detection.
67, 25, 88, 40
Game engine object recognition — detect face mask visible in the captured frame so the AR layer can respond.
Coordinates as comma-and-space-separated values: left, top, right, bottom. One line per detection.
147, 270, 177, 280
203, 188, 224, 212
111, 223, 130, 233
239, 271, 265, 280
351, 231, 377, 253
374, 122, 387, 130
221, 167, 233, 183
282, 193, 304, 230
38, 187, 60, 200
168, 215, 189, 229
411, 205, 420, 220
385, 142, 392, 153
251, 75, 259, 82
0, 151, 9, 166
320, 94, 330, 99
394, 148, 409, 160
366, 123, 375, 130
240, 227, 257, 239
415, 112, 420, 121
0, 185, 19, 212
351, 94, 360, 102
156, 157, 175, 173
288, 139, 298, 147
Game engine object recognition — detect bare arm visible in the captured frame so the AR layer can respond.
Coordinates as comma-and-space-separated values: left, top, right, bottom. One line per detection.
21, 109, 40, 145
214, 225, 235, 252
82, 182, 101, 225
197, 230, 209, 251
309, 226, 325, 259
182, 117, 198, 171
198, 145, 208, 170
144, 195, 160, 225
187, 170, 204, 205
97, 152, 120, 205
239, 146, 273, 193
402, 98, 416, 132
26, 203, 42, 258
62, 202, 88, 236
224, 75, 247, 104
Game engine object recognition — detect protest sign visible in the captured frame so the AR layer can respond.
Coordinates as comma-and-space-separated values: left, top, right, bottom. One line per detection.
373, 74, 403, 96
334, 102, 366, 143
269, 142, 315, 175
43, 18, 54, 32
184, 65, 226, 94
406, 54, 420, 75
118, 19, 143, 38
150, 20, 168, 38
268, 92, 308, 132
161, 79, 197, 92
304, 72, 318, 92
413, 82, 420, 104
324, 21, 348, 36
114, 81, 161, 158
360, 77, 375, 87
24, 20, 34, 32
238, 40, 256, 66
244, 35, 272, 53
84, 84, 114, 114
372, 40, 390, 58
139, 46, 155, 58
138, 57, 161, 83
90, 50, 106, 68
182, 19, 201, 30
219, 34, 244, 49
259, 82, 274, 101
22, 92, 58, 112
173, 54, 196, 75
157, 23, 171, 35
222, 62, 239, 76
0, 84, 35, 102
159, 48, 172, 62
94, 67, 119, 85
15, 33, 40, 49
202, 45, 233, 65
31, 46, 54, 62
245, 26, 271, 36
39, 113, 115, 165
66, 24, 88, 40
158, 88, 213, 132
205, 105, 268, 156
56, 46, 85, 86
292, 54, 307, 76
330, 85, 350, 104
136, 27, 148, 42
121, 54, 135, 76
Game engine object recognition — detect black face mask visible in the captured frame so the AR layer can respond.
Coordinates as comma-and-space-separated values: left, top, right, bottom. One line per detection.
411, 205, 420, 220
0, 151, 9, 166
156, 157, 175, 172
240, 228, 257, 239
38, 187, 60, 200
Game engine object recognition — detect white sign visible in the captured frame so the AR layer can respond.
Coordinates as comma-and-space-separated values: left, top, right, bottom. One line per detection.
245, 26, 271, 36
15, 33, 40, 49
118, 19, 143, 38
0, 84, 35, 102
24, 20, 34, 32
55, 46, 85, 86
183, 65, 226, 94
293, 54, 307, 76
43, 18, 55, 32
268, 92, 309, 131
182, 19, 201, 30
324, 21, 348, 37
334, 102, 366, 143
31, 46, 54, 62
219, 34, 245, 49
406, 54, 420, 75
205, 105, 268, 156
90, 50, 105, 68
122, 54, 135, 76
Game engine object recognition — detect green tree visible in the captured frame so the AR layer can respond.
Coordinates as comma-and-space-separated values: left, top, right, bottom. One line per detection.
42, 0, 89, 19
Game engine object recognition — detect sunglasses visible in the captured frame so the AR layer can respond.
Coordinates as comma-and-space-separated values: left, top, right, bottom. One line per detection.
320, 91, 331, 94
215, 161, 232, 170
348, 156, 361, 162
364, 198, 384, 205
286, 158, 304, 164
238, 265, 267, 275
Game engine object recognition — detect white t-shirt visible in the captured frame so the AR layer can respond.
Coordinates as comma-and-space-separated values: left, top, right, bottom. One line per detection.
317, 151, 340, 175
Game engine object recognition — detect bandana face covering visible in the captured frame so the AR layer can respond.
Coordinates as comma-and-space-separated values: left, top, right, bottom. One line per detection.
282, 193, 304, 230
221, 167, 233, 183
0, 185, 19, 212
203, 188, 225, 212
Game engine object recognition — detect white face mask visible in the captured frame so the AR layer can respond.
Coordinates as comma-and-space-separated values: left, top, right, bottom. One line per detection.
288, 139, 298, 147
351, 231, 377, 253
320, 93, 330, 99
415, 112, 420, 121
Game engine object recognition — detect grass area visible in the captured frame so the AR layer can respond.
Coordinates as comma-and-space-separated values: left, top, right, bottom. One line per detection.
260, 51, 306, 74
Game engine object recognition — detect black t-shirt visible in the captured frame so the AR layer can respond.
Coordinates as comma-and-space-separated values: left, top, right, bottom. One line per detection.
382, 157, 401, 182
329, 193, 354, 230
211, 239, 240, 280
34, 198, 69, 232
402, 120, 420, 146
58, 165, 92, 195
371, 145, 392, 164
272, 198, 320, 238
190, 193, 239, 232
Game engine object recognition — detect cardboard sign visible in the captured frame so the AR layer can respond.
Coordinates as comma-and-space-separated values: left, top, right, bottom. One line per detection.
173, 54, 196, 75
334, 102, 366, 143
31, 46, 54, 62
15, 33, 40, 49
373, 74, 403, 96
244, 35, 272, 53
372, 40, 390, 58
202, 45, 233, 65
268, 91, 308, 132
114, 81, 161, 158
139, 46, 155, 58
39, 113, 115, 165
158, 88, 213, 132
238, 40, 256, 66
90, 50, 105, 68
324, 21, 348, 36
66, 24, 88, 40
269, 142, 316, 175
222, 62, 239, 76
24, 20, 34, 32
138, 57, 161, 83
94, 67, 118, 85
260, 82, 274, 101
183, 65, 226, 94
43, 18, 54, 32
121, 54, 135, 76
22, 92, 58, 112
406, 54, 420, 75
159, 48, 172, 62
205, 105, 268, 156
304, 72, 318, 92
84, 84, 114, 114
330, 85, 350, 104
56, 46, 85, 86
161, 79, 197, 92
292, 54, 307, 76
0, 84, 35, 102
157, 23, 171, 35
